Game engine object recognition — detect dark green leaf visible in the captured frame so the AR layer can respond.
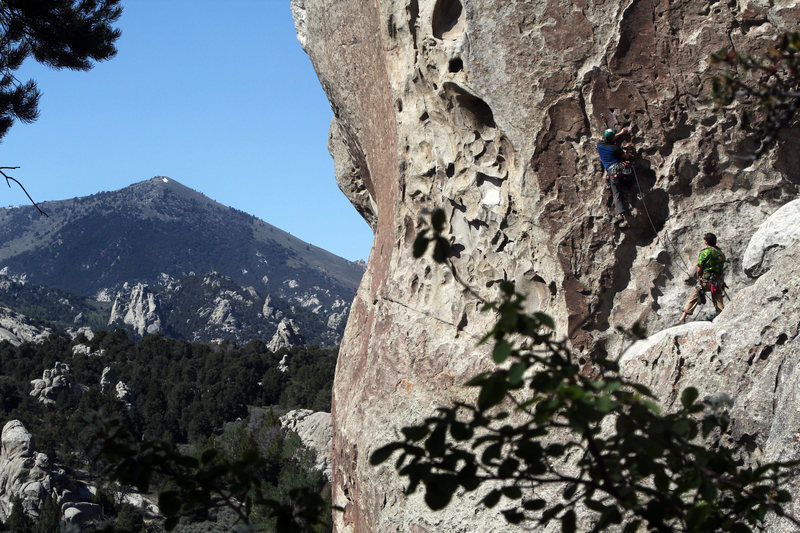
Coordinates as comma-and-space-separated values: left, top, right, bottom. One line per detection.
681, 387, 699, 408
465, 372, 490, 386
672, 418, 691, 436
508, 362, 527, 386
477, 374, 508, 410
158, 491, 181, 517
595, 394, 615, 413
493, 340, 512, 364
622, 520, 642, 533
534, 312, 555, 330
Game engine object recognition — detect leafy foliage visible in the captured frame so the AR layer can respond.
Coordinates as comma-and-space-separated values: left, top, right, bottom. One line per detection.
0, 0, 122, 140
89, 413, 331, 532
710, 30, 800, 160
371, 210, 800, 532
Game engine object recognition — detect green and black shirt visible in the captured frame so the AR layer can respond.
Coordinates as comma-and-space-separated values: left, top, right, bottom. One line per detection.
698, 246, 725, 278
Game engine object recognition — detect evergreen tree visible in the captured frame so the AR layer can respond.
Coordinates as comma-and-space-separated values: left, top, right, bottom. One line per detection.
3, 498, 32, 533
31, 496, 61, 533
0, 0, 122, 140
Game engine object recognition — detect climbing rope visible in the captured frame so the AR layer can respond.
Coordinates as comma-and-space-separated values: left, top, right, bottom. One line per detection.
629, 165, 694, 277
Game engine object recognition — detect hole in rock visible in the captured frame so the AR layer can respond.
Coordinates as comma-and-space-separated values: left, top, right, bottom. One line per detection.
477, 173, 503, 188
444, 83, 496, 130
446, 163, 455, 177
419, 111, 429, 122
458, 92, 495, 128
759, 345, 773, 361
432, 0, 465, 40
448, 57, 464, 72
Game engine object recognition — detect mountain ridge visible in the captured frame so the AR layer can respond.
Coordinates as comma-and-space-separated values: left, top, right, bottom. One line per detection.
0, 176, 365, 347
0, 176, 364, 297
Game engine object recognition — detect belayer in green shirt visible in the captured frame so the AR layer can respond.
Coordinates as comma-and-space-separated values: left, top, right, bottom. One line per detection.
679, 232, 726, 323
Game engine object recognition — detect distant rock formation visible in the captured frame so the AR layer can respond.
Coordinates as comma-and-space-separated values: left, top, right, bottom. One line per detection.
102, 271, 345, 348
29, 363, 84, 406
292, 0, 800, 530
0, 420, 104, 527
0, 306, 50, 346
280, 409, 333, 480
109, 283, 163, 336
267, 318, 304, 353
100, 367, 134, 410
0, 420, 54, 521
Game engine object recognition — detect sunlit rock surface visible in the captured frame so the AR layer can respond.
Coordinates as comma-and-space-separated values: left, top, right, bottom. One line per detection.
292, 0, 800, 530
0, 305, 50, 346
280, 409, 333, 480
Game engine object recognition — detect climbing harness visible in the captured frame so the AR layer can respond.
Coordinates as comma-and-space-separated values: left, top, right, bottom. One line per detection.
607, 161, 632, 181
696, 282, 707, 305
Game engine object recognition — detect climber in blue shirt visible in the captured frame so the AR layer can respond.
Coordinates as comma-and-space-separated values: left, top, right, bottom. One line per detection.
597, 127, 634, 227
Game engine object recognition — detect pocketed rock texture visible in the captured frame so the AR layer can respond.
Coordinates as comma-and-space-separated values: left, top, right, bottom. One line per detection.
291, 0, 800, 530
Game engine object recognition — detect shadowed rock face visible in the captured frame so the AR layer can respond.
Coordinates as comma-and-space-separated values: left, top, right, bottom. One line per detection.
291, 0, 799, 530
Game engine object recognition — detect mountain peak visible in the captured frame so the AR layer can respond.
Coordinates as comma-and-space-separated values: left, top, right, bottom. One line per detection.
0, 178, 364, 297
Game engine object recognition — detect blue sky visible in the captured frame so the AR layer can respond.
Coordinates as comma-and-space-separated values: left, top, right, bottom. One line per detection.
0, 1, 374, 263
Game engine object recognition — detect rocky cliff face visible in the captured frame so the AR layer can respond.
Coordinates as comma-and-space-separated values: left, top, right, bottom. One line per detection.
292, 0, 799, 531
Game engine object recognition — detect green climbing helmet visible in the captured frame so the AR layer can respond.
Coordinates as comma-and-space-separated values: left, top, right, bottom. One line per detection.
603, 128, 617, 142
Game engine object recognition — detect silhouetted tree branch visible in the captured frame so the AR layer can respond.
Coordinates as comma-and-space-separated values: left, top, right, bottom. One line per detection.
710, 30, 800, 161
0, 166, 47, 216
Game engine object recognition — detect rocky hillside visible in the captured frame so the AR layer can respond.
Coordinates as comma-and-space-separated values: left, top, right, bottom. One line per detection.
291, 0, 799, 531
0, 177, 365, 346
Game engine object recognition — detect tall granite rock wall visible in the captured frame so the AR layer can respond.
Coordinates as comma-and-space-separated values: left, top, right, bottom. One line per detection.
291, 0, 800, 530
